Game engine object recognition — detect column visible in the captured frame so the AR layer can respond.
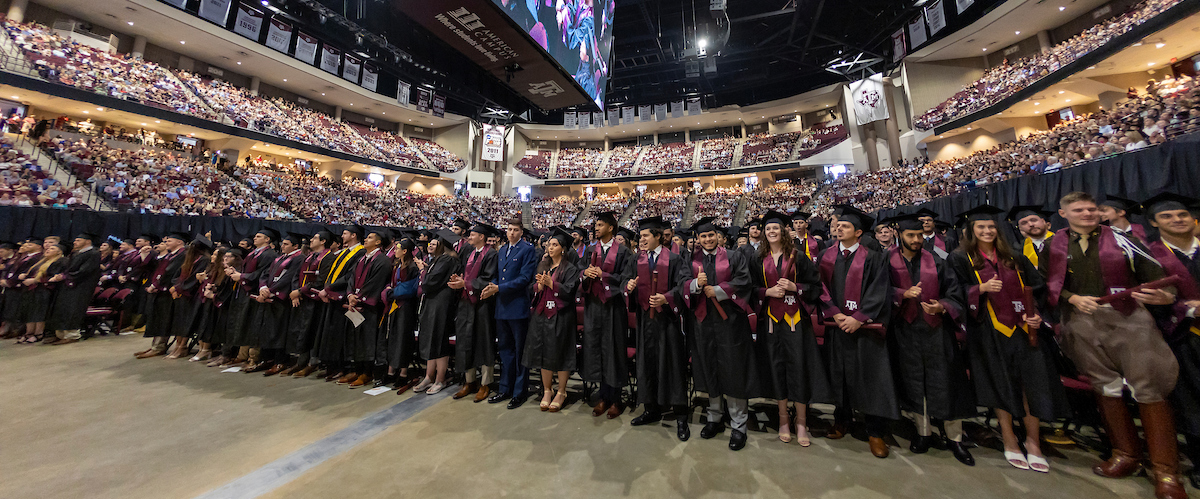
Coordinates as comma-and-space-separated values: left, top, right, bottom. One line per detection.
684, 129, 690, 142
6, 0, 28, 23
333, 106, 342, 122
882, 77, 902, 167
249, 76, 260, 97
740, 122, 746, 138
604, 137, 611, 151
862, 124, 880, 172
132, 35, 147, 60
326, 169, 343, 180
1037, 30, 1052, 54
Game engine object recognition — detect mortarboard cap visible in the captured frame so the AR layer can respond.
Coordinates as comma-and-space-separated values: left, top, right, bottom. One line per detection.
956, 204, 1007, 223
762, 210, 791, 227
452, 218, 472, 231
637, 216, 669, 231
1142, 192, 1197, 218
1006, 205, 1054, 223
74, 231, 98, 243
1101, 195, 1139, 214
192, 234, 214, 250
689, 216, 719, 235
790, 211, 812, 221
435, 229, 461, 248
616, 227, 637, 242
342, 224, 365, 241
283, 232, 306, 245
256, 227, 280, 242
550, 227, 573, 248
137, 233, 159, 244
366, 227, 392, 248
164, 231, 191, 243
0, 241, 16, 250
835, 205, 874, 232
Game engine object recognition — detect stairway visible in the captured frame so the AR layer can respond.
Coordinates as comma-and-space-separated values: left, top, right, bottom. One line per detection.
630, 147, 648, 175
546, 149, 561, 178
618, 197, 640, 227
733, 194, 750, 226
596, 149, 612, 177
789, 132, 808, 161
10, 134, 116, 211
691, 141, 702, 171
521, 200, 532, 226
681, 193, 697, 226
572, 200, 593, 226
732, 140, 745, 168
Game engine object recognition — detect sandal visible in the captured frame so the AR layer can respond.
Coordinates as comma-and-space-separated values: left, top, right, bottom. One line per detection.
548, 390, 567, 413
425, 382, 446, 395
540, 389, 553, 412
1026, 454, 1049, 473
796, 424, 812, 447
19, 334, 42, 344
778, 407, 793, 443
1005, 450, 1030, 470
412, 377, 433, 393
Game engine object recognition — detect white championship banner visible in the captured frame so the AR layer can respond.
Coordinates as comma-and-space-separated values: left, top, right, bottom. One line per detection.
294, 31, 318, 65
198, 0, 232, 25
362, 65, 378, 92
232, 4, 263, 40
850, 74, 891, 125
319, 45, 340, 75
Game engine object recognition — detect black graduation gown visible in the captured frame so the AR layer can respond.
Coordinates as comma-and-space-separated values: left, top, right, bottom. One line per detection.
50, 247, 101, 330
170, 256, 209, 337
2, 253, 38, 322
255, 251, 303, 350
887, 251, 977, 420
20, 258, 67, 323
346, 251, 392, 363
315, 245, 365, 362
229, 246, 278, 347
418, 253, 460, 360
1150, 243, 1200, 436
947, 251, 1069, 420
146, 251, 185, 338
525, 261, 580, 372
288, 250, 335, 356
622, 248, 692, 408
819, 245, 898, 420
120, 250, 155, 314
194, 277, 234, 344
751, 249, 831, 404
580, 241, 631, 388
686, 248, 759, 400
385, 261, 420, 369
454, 248, 498, 370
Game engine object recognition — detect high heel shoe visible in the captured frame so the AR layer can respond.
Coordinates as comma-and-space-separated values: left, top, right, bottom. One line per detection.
795, 423, 812, 447
540, 389, 553, 411
548, 390, 567, 413
189, 350, 211, 362
778, 407, 793, 443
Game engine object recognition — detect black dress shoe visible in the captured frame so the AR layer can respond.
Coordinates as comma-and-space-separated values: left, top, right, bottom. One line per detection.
374, 374, 395, 388
700, 422, 725, 439
909, 434, 932, 454
948, 440, 975, 466
729, 429, 747, 451
677, 419, 691, 441
630, 411, 662, 426
488, 392, 511, 404
507, 393, 528, 409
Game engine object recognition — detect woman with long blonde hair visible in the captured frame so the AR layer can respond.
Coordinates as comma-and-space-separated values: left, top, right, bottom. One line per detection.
17, 242, 69, 344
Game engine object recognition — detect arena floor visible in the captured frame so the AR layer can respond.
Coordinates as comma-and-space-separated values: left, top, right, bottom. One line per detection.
0, 334, 1167, 499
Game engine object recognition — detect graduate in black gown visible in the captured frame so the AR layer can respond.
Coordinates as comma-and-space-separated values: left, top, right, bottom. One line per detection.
17, 242, 67, 344
342, 228, 394, 387
1142, 193, 1200, 487
791, 211, 825, 263
190, 247, 236, 363
3, 239, 40, 341
252, 232, 305, 375
380, 235, 421, 392
752, 210, 829, 447
946, 205, 1067, 473
916, 208, 955, 254
580, 211, 632, 419
136, 232, 187, 359
685, 217, 758, 451
817, 206, 897, 458
210, 250, 247, 367
283, 229, 337, 377
224, 228, 279, 366
525, 228, 580, 412
165, 236, 212, 359
450, 223, 500, 402
882, 214, 976, 466
413, 230, 461, 395
318, 225, 366, 383
624, 216, 694, 441
47, 232, 102, 344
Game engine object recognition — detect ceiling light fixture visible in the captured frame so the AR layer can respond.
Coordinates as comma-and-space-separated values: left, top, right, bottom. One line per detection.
1059, 6, 1066, 11
1156, 43, 1166, 49
180, 40, 185, 44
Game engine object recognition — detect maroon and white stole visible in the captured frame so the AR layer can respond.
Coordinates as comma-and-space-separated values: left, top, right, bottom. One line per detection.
266, 251, 301, 299
587, 241, 619, 302
888, 247, 943, 327
461, 248, 485, 303
762, 250, 803, 330
636, 249, 671, 312
799, 235, 820, 262
818, 246, 867, 320
534, 265, 567, 317
1046, 226, 1137, 315
1149, 240, 1200, 336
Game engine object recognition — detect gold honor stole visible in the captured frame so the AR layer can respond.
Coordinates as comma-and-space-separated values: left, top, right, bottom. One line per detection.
1022, 231, 1053, 268
968, 252, 1027, 338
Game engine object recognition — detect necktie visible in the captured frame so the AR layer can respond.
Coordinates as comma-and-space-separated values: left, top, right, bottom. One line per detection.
1079, 233, 1089, 254
842, 249, 850, 258
648, 251, 656, 269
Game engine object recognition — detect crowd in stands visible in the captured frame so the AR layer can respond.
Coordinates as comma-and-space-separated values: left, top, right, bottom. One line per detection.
577, 192, 631, 226
739, 132, 798, 167
409, 138, 465, 173
692, 186, 744, 226
601, 145, 639, 177
554, 148, 604, 178
913, 0, 1184, 130
0, 137, 90, 209
515, 150, 552, 178
636, 142, 693, 175
348, 123, 423, 168
744, 180, 819, 217
530, 196, 584, 227
624, 188, 687, 228
472, 195, 522, 224
697, 136, 738, 170
4, 20, 219, 121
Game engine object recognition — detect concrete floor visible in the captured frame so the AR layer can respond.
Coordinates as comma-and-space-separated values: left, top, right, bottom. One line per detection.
1, 334, 1168, 499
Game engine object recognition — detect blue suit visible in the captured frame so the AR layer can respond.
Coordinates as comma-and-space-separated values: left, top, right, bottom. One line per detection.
494, 239, 539, 396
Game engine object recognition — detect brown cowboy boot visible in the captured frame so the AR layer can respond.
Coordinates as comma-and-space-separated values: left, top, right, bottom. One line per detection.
1093, 395, 1142, 478
1141, 401, 1188, 499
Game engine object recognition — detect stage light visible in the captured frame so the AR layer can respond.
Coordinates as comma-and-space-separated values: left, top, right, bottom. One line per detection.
698, 38, 708, 49
1148, 62, 1155, 66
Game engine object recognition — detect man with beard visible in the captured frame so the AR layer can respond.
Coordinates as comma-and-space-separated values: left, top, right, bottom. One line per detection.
580, 211, 632, 418
450, 223, 500, 403
1007, 206, 1056, 272
883, 214, 974, 465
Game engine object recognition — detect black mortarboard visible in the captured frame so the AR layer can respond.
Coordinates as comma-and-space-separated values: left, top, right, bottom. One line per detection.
593, 210, 619, 226
1101, 195, 1139, 214
55, 242, 72, 255
913, 208, 940, 220
256, 227, 280, 242
569, 226, 589, 240
0, 241, 16, 250
956, 204, 1007, 223
366, 227, 392, 248
745, 217, 763, 229
452, 218, 471, 231
469, 222, 499, 238
934, 220, 953, 232
226, 247, 246, 259
1006, 205, 1053, 223
637, 216, 669, 231
616, 227, 637, 242
435, 229, 461, 247
342, 224, 365, 242
283, 232, 306, 245
690, 216, 719, 235
550, 227, 573, 248
164, 231, 191, 243
312, 229, 335, 244
790, 211, 811, 221
835, 205, 874, 231
138, 233, 159, 244
1143, 192, 1197, 218
74, 231, 98, 243
762, 210, 791, 227
193, 234, 214, 250
725, 226, 742, 240
884, 213, 925, 232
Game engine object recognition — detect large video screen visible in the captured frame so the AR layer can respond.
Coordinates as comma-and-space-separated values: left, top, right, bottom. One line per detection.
492, 0, 614, 110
